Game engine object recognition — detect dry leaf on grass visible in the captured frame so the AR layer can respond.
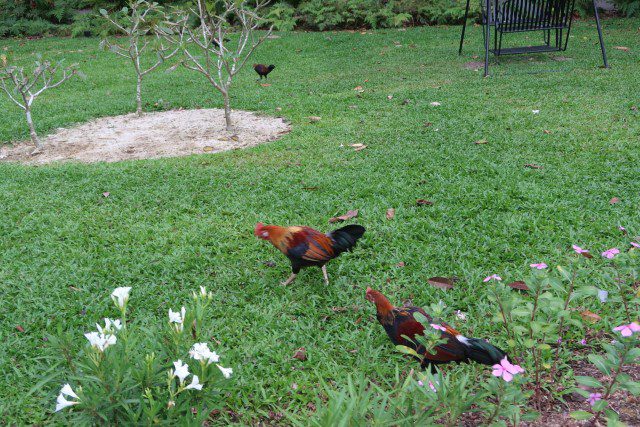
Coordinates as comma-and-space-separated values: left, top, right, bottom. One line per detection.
580, 310, 601, 323
308, 116, 321, 123
543, 130, 551, 134
474, 139, 488, 145
396, 261, 405, 267
16, 325, 25, 332
203, 146, 214, 152
416, 199, 434, 206
349, 143, 367, 151
353, 86, 364, 92
507, 281, 529, 291
524, 164, 542, 169
386, 208, 395, 220
329, 209, 359, 223
293, 347, 307, 361
428, 277, 454, 290
614, 46, 630, 52
260, 83, 271, 87
302, 186, 318, 191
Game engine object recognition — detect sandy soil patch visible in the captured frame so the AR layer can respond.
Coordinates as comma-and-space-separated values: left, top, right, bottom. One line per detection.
0, 108, 290, 165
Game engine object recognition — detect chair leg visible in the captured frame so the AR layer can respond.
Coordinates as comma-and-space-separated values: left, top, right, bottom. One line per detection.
459, 0, 471, 55
593, 0, 609, 68
484, 0, 491, 76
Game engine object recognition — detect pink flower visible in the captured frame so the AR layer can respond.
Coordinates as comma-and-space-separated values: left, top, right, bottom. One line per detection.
618, 225, 626, 232
587, 393, 602, 407
631, 242, 640, 248
431, 324, 447, 332
417, 380, 437, 392
530, 263, 548, 269
483, 274, 502, 282
491, 357, 524, 382
572, 244, 589, 254
580, 338, 587, 346
601, 248, 620, 259
613, 322, 640, 337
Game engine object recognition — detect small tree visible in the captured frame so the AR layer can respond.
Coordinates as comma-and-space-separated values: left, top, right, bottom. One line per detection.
161, 0, 272, 131
99, 1, 178, 116
0, 56, 80, 154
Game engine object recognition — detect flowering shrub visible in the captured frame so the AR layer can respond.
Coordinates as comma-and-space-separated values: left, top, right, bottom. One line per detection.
50, 286, 233, 424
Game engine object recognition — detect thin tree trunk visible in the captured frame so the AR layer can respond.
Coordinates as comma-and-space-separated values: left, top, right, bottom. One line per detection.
25, 108, 42, 153
136, 74, 143, 116
222, 91, 233, 132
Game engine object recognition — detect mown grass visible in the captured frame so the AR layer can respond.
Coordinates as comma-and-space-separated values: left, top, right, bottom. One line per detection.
1, 18, 639, 424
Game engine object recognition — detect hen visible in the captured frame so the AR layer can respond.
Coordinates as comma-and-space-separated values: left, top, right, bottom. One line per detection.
366, 288, 507, 372
253, 63, 275, 80
255, 222, 365, 285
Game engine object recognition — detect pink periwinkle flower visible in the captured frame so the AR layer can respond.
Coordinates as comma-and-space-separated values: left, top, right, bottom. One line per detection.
572, 245, 589, 254
613, 322, 640, 337
586, 393, 602, 407
530, 263, 548, 269
618, 225, 626, 232
417, 380, 437, 392
631, 242, 640, 248
491, 357, 524, 382
483, 274, 502, 282
431, 324, 447, 332
580, 338, 587, 346
601, 248, 620, 259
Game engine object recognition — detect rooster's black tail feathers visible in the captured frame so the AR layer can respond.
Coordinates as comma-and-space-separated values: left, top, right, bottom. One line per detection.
329, 225, 365, 255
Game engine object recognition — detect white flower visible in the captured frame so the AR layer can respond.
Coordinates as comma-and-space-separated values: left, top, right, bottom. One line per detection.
96, 318, 122, 334
185, 375, 203, 391
217, 364, 233, 379
55, 384, 80, 412
167, 400, 175, 409
532, 109, 540, 114
111, 287, 131, 309
189, 342, 220, 365
84, 331, 117, 352
60, 384, 78, 399
168, 307, 186, 332
597, 289, 608, 303
200, 286, 207, 297
455, 310, 466, 321
430, 101, 441, 106
171, 359, 190, 383
55, 393, 79, 412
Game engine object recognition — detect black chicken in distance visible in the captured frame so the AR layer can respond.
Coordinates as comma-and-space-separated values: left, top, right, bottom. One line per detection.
254, 64, 275, 81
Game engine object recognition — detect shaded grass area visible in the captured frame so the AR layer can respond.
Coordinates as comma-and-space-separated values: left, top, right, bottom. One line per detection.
1, 18, 639, 423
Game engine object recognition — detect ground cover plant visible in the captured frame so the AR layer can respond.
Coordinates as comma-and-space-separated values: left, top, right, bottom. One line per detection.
1, 18, 640, 424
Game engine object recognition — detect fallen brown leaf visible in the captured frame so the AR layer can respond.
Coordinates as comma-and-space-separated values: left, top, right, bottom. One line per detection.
16, 325, 25, 333
293, 347, 307, 361
203, 146, 214, 152
69, 286, 82, 292
386, 208, 395, 220
524, 164, 542, 169
543, 130, 551, 134
474, 139, 488, 145
308, 116, 321, 123
263, 261, 276, 268
427, 276, 454, 290
614, 46, 630, 52
416, 199, 434, 206
260, 83, 271, 87
423, 122, 433, 127
610, 197, 620, 204
353, 86, 364, 92
580, 310, 601, 323
349, 143, 367, 152
302, 186, 318, 191
507, 281, 529, 291
396, 261, 405, 267
329, 209, 359, 223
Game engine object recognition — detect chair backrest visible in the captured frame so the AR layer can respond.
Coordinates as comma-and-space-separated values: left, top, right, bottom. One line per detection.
496, 0, 575, 32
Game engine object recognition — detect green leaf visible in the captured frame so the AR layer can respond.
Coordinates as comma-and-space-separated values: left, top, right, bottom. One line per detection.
588, 354, 612, 375
592, 399, 608, 412
556, 265, 572, 281
99, 8, 108, 15
511, 307, 530, 317
395, 345, 420, 358
620, 379, 640, 395
606, 419, 626, 427
570, 410, 593, 421
538, 343, 551, 351
625, 347, 640, 363
576, 376, 603, 388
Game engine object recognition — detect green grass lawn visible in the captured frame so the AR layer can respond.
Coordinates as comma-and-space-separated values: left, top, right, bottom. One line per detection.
1, 18, 639, 424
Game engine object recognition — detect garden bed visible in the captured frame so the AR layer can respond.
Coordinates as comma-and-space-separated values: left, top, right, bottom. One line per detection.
0, 108, 290, 164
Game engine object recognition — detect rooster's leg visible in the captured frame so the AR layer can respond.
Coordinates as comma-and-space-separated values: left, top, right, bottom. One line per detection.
282, 273, 297, 286
321, 265, 329, 285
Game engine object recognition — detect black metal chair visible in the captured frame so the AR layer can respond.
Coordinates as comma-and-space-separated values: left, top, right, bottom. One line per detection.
459, 0, 609, 76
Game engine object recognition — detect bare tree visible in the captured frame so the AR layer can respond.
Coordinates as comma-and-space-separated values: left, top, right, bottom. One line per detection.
0, 56, 80, 154
160, 0, 273, 131
100, 1, 178, 116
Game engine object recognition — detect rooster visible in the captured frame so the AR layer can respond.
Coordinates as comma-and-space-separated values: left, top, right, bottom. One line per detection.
366, 288, 507, 372
253, 64, 275, 81
255, 222, 365, 285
